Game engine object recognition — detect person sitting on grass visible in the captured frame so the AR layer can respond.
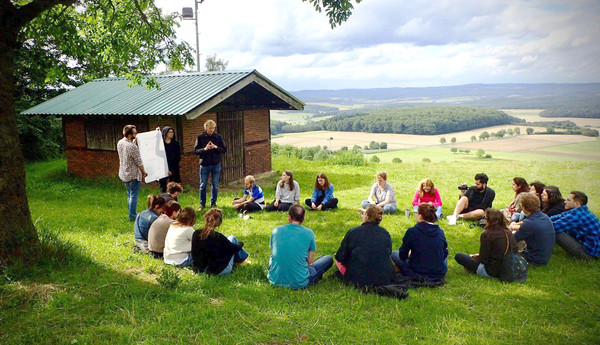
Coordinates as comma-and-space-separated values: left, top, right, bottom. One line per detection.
334, 205, 393, 288
551, 191, 600, 261
447, 173, 495, 225
232, 175, 265, 213
359, 171, 397, 214
305, 172, 338, 211
501, 177, 529, 222
529, 181, 546, 205
541, 186, 566, 217
412, 178, 443, 220
454, 208, 518, 280
511, 193, 555, 266
265, 170, 300, 212
158, 182, 183, 203
268, 205, 333, 289
134, 195, 167, 252
147, 201, 181, 259
191, 208, 250, 275
392, 203, 448, 282
164, 206, 197, 267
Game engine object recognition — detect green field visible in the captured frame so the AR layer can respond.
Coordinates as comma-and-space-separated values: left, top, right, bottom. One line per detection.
532, 137, 600, 155
2, 157, 600, 344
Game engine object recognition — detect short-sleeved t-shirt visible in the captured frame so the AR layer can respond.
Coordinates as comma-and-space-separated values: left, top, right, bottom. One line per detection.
245, 184, 265, 208
370, 182, 397, 206
268, 223, 316, 289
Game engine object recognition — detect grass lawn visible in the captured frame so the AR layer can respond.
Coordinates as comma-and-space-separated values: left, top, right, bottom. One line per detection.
1, 157, 600, 344
532, 138, 600, 155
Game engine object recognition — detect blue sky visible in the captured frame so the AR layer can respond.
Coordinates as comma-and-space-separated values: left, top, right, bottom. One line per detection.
157, 0, 600, 91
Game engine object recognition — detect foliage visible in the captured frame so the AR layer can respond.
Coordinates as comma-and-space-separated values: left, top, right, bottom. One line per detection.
514, 127, 521, 135
451, 137, 456, 144
439, 137, 446, 145
450, 148, 458, 153
204, 54, 229, 72
380, 142, 388, 149
272, 143, 367, 166
526, 127, 534, 135
392, 157, 402, 163
422, 157, 431, 162
476, 149, 486, 158
16, 115, 63, 161
479, 131, 490, 140
540, 107, 600, 118
369, 155, 380, 163
369, 141, 380, 149
302, 0, 363, 28
156, 268, 181, 289
471, 135, 477, 142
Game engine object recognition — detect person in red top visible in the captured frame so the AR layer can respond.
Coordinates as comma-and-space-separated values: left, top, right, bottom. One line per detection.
412, 178, 442, 220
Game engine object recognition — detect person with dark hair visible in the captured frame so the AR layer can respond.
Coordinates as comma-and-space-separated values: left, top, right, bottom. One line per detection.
335, 205, 393, 287
194, 119, 227, 211
529, 181, 546, 204
268, 205, 333, 289
232, 175, 265, 213
158, 126, 181, 193
117, 124, 148, 221
191, 208, 250, 275
455, 208, 518, 280
501, 177, 529, 222
164, 206, 197, 267
265, 171, 300, 212
541, 186, 565, 217
448, 173, 495, 225
133, 195, 167, 252
412, 178, 443, 220
392, 203, 448, 281
148, 201, 182, 258
159, 182, 183, 203
512, 193, 555, 266
305, 173, 338, 211
359, 171, 397, 214
551, 191, 600, 260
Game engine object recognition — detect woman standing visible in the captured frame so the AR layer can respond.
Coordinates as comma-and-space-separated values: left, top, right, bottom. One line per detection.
191, 208, 250, 275
159, 126, 181, 193
164, 206, 197, 267
359, 171, 397, 214
412, 178, 443, 220
265, 171, 300, 212
305, 173, 338, 211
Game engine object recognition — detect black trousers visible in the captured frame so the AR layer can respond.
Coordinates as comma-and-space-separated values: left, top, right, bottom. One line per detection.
159, 169, 181, 193
454, 253, 480, 273
265, 201, 294, 212
304, 198, 339, 210
233, 198, 263, 213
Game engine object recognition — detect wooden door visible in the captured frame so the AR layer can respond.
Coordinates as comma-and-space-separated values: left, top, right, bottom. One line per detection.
217, 111, 244, 182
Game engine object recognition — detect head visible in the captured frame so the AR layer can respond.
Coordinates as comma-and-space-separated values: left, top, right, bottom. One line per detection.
204, 119, 217, 135
416, 203, 437, 223
417, 178, 435, 196
541, 186, 563, 205
174, 206, 197, 227
123, 125, 137, 139
520, 193, 540, 215
474, 173, 488, 191
161, 126, 175, 141
244, 175, 255, 189
198, 208, 223, 240
163, 201, 181, 220
147, 195, 167, 215
565, 191, 587, 210
512, 177, 529, 196
376, 171, 387, 185
363, 204, 384, 224
484, 208, 507, 231
166, 182, 183, 198
529, 181, 546, 198
314, 173, 330, 190
288, 204, 305, 224
280, 170, 295, 191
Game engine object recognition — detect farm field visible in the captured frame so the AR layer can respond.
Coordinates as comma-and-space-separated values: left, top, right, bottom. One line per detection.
503, 109, 600, 128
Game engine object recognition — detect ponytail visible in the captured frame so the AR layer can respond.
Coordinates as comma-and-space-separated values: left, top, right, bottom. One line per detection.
147, 195, 167, 211
198, 208, 223, 240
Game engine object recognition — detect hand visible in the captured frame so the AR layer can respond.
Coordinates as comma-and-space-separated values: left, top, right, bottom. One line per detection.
274, 200, 279, 207
142, 172, 148, 179
233, 203, 241, 209
317, 205, 323, 210
156, 126, 161, 131
168, 171, 172, 176
311, 202, 317, 210
470, 254, 479, 259
427, 202, 433, 205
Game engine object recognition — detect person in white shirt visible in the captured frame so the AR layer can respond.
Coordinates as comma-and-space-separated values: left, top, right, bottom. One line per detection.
164, 206, 197, 267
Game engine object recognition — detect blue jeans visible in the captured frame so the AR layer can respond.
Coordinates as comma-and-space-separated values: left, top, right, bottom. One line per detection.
307, 255, 334, 286
391, 250, 448, 278
199, 163, 221, 207
361, 200, 397, 214
219, 235, 250, 275
124, 179, 141, 221
413, 205, 443, 220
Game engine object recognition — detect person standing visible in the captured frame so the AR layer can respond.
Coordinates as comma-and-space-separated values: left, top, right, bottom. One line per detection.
117, 125, 147, 221
159, 126, 181, 193
194, 120, 227, 211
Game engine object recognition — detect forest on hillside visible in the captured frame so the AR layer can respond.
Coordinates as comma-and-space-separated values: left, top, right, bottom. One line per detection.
540, 106, 600, 118
272, 106, 523, 135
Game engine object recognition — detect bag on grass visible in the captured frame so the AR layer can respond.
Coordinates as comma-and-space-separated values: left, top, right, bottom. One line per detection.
499, 231, 528, 283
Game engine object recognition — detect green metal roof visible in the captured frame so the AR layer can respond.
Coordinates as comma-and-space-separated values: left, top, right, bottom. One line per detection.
22, 70, 304, 117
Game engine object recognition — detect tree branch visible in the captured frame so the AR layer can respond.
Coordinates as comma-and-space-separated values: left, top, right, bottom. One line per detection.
14, 0, 77, 29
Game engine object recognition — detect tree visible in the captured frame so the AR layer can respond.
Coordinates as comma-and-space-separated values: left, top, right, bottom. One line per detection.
514, 127, 521, 135
379, 142, 387, 149
526, 127, 534, 135
204, 54, 228, 72
1, 0, 360, 264
450, 148, 457, 153
450, 137, 456, 144
479, 131, 490, 140
507, 128, 513, 136
439, 137, 446, 145
476, 149, 486, 158
471, 135, 477, 142
392, 157, 402, 163
369, 155, 380, 163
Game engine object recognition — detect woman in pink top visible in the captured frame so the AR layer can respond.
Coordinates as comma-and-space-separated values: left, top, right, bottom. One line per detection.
412, 178, 442, 220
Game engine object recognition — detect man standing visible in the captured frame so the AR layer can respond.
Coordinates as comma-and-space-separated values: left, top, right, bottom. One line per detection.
268, 205, 333, 289
194, 120, 227, 211
513, 193, 555, 266
448, 173, 495, 225
117, 125, 147, 221
551, 191, 600, 261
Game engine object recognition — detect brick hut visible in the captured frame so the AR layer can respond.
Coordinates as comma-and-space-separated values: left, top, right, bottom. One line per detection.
22, 70, 304, 187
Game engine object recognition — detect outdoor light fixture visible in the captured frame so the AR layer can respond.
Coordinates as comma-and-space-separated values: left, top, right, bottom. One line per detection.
182, 1, 205, 72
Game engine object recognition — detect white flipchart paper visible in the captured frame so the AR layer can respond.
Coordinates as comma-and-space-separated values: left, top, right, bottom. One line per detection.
136, 130, 169, 183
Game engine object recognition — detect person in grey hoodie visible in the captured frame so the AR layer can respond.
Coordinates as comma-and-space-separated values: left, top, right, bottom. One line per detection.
159, 126, 181, 193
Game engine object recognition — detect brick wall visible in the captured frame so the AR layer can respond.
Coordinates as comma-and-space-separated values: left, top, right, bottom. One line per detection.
66, 149, 119, 179
243, 109, 271, 177
179, 113, 216, 188
64, 117, 85, 147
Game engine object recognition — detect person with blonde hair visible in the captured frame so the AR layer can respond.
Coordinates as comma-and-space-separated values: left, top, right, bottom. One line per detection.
194, 119, 227, 211
232, 175, 265, 213
335, 205, 393, 287
305, 173, 338, 211
191, 208, 250, 275
164, 206, 197, 267
359, 171, 397, 214
412, 178, 442, 220
133, 195, 167, 252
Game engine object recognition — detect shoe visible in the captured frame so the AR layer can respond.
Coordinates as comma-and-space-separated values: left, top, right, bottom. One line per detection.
236, 258, 252, 266
198, 205, 205, 212
211, 204, 217, 209
447, 215, 457, 225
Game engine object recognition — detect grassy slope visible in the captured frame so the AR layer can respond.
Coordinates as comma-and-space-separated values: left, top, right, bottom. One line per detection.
1, 157, 600, 344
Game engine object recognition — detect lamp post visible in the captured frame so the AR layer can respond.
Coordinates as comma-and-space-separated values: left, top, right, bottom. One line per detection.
182, 1, 204, 72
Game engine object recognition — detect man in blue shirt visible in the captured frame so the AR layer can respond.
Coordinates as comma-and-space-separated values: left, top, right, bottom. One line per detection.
232, 175, 264, 213
513, 193, 555, 266
551, 191, 600, 261
268, 205, 333, 289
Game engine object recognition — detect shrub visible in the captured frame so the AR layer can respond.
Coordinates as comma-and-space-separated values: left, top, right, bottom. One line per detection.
476, 149, 485, 158
451, 137, 456, 144
340, 146, 349, 151
392, 158, 402, 163
380, 142, 388, 149
157, 268, 181, 289
439, 137, 446, 145
314, 150, 329, 161
582, 128, 599, 137
422, 158, 431, 163
370, 155, 380, 163
464, 149, 471, 154
484, 154, 492, 159
327, 150, 367, 166
470, 135, 477, 142
514, 127, 521, 135
352, 144, 362, 151
450, 148, 458, 153
526, 127, 534, 135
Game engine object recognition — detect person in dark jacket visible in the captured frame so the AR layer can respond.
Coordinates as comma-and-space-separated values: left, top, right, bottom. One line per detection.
159, 126, 181, 193
455, 208, 518, 279
513, 193, 555, 266
448, 173, 495, 225
193, 120, 227, 211
392, 203, 448, 281
191, 208, 249, 275
541, 186, 566, 217
335, 205, 393, 287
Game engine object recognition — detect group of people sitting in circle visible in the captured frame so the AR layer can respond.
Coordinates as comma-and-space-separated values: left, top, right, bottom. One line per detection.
131, 171, 600, 289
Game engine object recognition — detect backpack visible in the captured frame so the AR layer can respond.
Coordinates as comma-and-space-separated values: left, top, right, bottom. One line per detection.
499, 231, 528, 283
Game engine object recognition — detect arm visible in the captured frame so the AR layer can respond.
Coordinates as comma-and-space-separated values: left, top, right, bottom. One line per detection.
193, 136, 205, 156
513, 221, 529, 242
323, 185, 334, 204
215, 134, 227, 154
334, 231, 351, 264
174, 141, 181, 163
307, 251, 315, 266
478, 232, 491, 264
398, 230, 412, 261
434, 188, 442, 207
294, 182, 300, 204
479, 188, 495, 209
551, 209, 579, 234
412, 190, 420, 207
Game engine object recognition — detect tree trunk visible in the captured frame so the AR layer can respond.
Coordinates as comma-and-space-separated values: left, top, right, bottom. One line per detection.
0, 19, 39, 265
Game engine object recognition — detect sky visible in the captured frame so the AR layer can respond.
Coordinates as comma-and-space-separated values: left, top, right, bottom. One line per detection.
156, 0, 600, 91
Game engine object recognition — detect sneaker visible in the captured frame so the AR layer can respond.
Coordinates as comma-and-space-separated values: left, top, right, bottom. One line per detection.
236, 258, 252, 266
198, 205, 205, 212
447, 215, 457, 225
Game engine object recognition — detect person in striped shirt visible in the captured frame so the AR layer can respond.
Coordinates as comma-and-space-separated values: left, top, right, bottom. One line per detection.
232, 175, 265, 213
